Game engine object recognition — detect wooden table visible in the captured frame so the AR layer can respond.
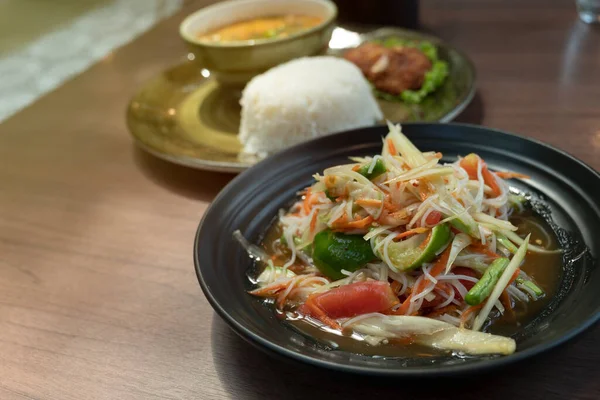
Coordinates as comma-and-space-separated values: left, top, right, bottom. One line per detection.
1, 1, 598, 398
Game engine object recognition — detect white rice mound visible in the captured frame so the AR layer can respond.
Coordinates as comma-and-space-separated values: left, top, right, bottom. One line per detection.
239, 56, 383, 157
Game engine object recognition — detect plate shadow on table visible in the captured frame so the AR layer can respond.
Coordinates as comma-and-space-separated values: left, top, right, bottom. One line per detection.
210, 313, 598, 400
133, 147, 234, 201
453, 91, 484, 125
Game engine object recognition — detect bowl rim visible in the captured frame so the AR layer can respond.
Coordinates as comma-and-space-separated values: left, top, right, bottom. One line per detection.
194, 122, 600, 376
180, 0, 338, 49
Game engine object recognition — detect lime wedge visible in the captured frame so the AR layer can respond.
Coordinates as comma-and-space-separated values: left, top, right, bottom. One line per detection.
312, 229, 376, 280
386, 223, 451, 271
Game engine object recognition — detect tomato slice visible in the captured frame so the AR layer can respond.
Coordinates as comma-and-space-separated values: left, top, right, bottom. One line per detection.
424, 210, 442, 226
460, 154, 480, 180
299, 281, 399, 320
459, 153, 501, 197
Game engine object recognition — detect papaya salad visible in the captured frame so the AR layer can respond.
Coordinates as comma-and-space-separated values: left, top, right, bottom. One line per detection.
236, 123, 559, 357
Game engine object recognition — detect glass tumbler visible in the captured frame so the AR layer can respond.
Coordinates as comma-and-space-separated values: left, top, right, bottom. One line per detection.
577, 0, 600, 23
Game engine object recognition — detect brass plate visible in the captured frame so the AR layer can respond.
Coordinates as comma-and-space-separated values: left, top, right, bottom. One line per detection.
126, 27, 476, 173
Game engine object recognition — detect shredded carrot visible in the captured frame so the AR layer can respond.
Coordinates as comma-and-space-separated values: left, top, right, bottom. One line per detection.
433, 152, 443, 159
309, 211, 318, 232
418, 183, 429, 201
249, 282, 289, 297
507, 267, 521, 286
383, 201, 399, 212
302, 188, 313, 214
429, 245, 453, 277
469, 244, 500, 259
391, 279, 425, 316
482, 166, 502, 197
276, 290, 289, 309
392, 246, 453, 315
495, 171, 530, 180
333, 213, 375, 231
390, 280, 402, 295
390, 209, 409, 220
425, 304, 459, 319
393, 293, 415, 315
387, 138, 397, 155
330, 212, 348, 228
460, 303, 484, 327
394, 227, 429, 241
352, 165, 360, 172
381, 194, 401, 213
342, 215, 374, 229
355, 199, 383, 207
500, 290, 513, 314
302, 298, 341, 330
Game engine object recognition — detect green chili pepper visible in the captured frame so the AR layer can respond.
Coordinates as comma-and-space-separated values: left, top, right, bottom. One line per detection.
312, 229, 376, 280
465, 257, 510, 306
357, 159, 386, 180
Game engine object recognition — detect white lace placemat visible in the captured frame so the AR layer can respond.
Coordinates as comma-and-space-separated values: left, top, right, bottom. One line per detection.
0, 0, 184, 123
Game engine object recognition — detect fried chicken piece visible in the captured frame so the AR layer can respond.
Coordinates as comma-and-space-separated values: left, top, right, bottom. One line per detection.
344, 42, 432, 95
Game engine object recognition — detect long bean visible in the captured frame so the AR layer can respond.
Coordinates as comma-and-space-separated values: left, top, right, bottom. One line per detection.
465, 258, 510, 306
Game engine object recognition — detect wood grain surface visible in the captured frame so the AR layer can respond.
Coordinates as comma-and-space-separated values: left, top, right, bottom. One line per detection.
0, 0, 599, 399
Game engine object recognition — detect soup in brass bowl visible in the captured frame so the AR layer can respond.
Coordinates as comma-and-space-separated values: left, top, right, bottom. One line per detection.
198, 15, 323, 42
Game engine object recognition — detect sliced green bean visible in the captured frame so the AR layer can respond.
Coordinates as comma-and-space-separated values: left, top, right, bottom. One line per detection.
465, 257, 510, 306
516, 277, 545, 298
496, 233, 518, 254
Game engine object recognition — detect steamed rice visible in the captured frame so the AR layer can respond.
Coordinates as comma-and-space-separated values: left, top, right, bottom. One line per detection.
239, 56, 383, 157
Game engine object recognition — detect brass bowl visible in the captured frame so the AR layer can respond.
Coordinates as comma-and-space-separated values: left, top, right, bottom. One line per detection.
179, 0, 337, 86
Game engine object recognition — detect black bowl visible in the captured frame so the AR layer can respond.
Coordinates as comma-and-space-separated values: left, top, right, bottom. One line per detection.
194, 123, 600, 376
